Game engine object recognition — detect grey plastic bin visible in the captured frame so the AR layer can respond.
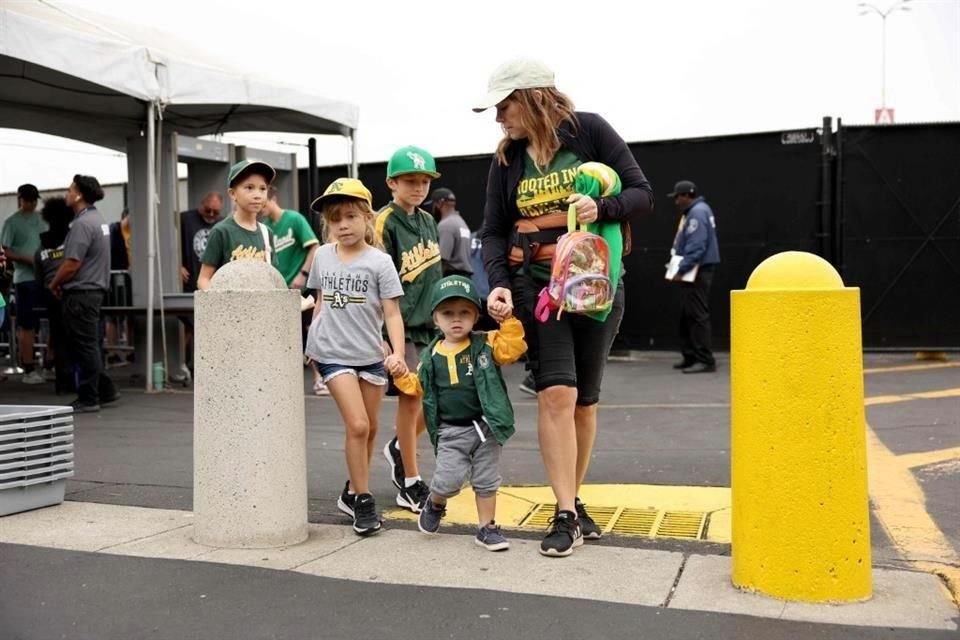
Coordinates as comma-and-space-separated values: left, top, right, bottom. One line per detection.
0, 405, 74, 516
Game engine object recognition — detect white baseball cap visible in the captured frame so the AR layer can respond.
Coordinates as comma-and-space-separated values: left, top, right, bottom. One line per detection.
472, 58, 556, 112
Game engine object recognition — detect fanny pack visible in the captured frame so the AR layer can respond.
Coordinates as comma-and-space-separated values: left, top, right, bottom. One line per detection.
508, 211, 568, 268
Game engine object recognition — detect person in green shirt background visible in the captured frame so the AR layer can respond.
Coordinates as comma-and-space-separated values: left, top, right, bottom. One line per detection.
1, 184, 47, 383
261, 185, 325, 395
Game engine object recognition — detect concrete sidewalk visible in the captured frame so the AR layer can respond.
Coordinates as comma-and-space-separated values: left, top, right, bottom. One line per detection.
0, 501, 955, 631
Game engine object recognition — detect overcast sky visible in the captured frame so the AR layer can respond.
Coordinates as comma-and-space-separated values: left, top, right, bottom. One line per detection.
1, 0, 958, 193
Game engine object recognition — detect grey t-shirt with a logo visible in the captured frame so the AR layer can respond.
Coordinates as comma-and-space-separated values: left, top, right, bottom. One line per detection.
305, 244, 404, 366
63, 206, 110, 291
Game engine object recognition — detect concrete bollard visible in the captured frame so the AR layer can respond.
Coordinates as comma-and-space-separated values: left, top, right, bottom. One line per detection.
193, 260, 308, 548
730, 251, 871, 602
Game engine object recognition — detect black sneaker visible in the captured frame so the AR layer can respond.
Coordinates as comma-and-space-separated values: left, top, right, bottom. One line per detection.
540, 510, 583, 557
518, 372, 537, 397
383, 435, 405, 490
396, 479, 429, 513
417, 495, 446, 534
70, 399, 100, 414
352, 493, 381, 536
336, 480, 355, 518
101, 392, 121, 407
575, 498, 602, 540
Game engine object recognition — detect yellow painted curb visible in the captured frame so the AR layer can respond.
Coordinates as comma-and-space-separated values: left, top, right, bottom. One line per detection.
384, 483, 732, 543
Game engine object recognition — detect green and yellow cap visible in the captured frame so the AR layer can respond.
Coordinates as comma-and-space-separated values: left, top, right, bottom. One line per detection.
310, 177, 373, 211
228, 159, 276, 188
387, 145, 440, 179
431, 275, 481, 312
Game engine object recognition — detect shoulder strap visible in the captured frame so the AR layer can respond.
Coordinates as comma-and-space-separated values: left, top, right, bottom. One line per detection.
258, 223, 272, 264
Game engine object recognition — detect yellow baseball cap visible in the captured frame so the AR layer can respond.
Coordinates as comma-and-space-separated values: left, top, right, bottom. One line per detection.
310, 177, 373, 211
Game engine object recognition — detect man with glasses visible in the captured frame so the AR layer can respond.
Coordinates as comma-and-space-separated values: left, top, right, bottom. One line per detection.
179, 192, 223, 374
180, 192, 224, 293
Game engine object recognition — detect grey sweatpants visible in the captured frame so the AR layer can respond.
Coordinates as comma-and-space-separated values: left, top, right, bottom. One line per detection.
430, 420, 502, 499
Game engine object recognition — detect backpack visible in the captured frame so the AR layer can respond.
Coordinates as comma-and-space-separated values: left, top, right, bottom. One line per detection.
534, 204, 613, 322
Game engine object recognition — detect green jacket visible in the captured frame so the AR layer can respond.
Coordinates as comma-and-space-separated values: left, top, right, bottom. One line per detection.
375, 203, 442, 345
396, 318, 527, 450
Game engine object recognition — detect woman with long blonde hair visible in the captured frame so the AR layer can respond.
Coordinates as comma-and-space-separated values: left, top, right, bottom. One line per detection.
476, 59, 654, 557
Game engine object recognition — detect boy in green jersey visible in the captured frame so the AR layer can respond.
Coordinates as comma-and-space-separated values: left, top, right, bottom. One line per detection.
375, 145, 443, 512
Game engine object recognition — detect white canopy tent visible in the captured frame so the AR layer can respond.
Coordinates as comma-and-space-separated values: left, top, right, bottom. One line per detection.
0, 0, 359, 390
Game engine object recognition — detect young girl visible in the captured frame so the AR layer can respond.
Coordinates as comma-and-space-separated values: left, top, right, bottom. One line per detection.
306, 178, 408, 536
197, 159, 278, 290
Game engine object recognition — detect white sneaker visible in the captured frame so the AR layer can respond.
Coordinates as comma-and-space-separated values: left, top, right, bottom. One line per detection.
22, 370, 46, 385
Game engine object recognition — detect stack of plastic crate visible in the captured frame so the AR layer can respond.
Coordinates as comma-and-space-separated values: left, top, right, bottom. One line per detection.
0, 405, 74, 516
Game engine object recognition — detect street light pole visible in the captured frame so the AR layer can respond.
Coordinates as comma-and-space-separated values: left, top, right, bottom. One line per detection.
858, 0, 912, 111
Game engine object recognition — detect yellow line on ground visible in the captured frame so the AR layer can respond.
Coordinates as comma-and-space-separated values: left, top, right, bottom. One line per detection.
898, 447, 960, 469
864, 362, 958, 374
865, 423, 960, 603
864, 387, 960, 406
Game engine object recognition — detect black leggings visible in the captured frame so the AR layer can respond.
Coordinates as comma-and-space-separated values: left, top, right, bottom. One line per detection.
512, 275, 624, 406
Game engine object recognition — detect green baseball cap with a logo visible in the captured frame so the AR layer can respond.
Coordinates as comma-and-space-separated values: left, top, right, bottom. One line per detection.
387, 145, 440, 179
228, 159, 276, 188
431, 275, 481, 312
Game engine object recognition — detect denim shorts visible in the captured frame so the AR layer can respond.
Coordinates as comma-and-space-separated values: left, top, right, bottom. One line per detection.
316, 361, 387, 386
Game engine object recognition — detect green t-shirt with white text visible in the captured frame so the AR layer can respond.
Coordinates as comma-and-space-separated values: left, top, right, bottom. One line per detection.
262, 209, 318, 287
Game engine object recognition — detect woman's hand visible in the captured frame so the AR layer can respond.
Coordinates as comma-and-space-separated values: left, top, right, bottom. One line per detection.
567, 193, 598, 225
487, 287, 513, 322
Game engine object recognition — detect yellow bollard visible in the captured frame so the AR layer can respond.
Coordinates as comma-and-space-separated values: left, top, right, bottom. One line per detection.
731, 251, 871, 602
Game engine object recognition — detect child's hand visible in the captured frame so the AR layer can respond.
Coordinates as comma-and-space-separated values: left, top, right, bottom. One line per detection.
385, 354, 407, 377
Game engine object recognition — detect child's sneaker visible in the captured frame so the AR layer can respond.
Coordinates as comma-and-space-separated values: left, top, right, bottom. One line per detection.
539, 510, 582, 557
352, 493, 381, 536
383, 435, 405, 490
417, 495, 446, 534
396, 479, 429, 513
575, 498, 602, 540
336, 480, 355, 518
475, 522, 510, 552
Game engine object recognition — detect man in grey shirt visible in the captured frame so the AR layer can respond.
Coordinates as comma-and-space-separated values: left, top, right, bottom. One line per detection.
50, 174, 118, 412
431, 188, 473, 277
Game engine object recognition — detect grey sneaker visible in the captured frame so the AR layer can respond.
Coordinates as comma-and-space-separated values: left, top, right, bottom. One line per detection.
417, 495, 446, 534
352, 493, 381, 536
475, 522, 510, 552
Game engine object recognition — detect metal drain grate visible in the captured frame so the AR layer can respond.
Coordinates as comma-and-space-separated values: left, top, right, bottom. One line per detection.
519, 504, 706, 540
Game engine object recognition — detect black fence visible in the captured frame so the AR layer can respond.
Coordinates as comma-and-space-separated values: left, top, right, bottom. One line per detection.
299, 120, 960, 350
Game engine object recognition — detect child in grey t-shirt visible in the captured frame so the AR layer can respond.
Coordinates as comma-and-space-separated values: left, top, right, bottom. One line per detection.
305, 178, 407, 538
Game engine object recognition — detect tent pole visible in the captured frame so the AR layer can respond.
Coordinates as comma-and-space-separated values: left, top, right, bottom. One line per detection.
145, 101, 157, 392
349, 129, 358, 179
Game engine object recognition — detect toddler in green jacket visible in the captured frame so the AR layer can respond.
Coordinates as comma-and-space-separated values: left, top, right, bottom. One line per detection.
394, 275, 526, 551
